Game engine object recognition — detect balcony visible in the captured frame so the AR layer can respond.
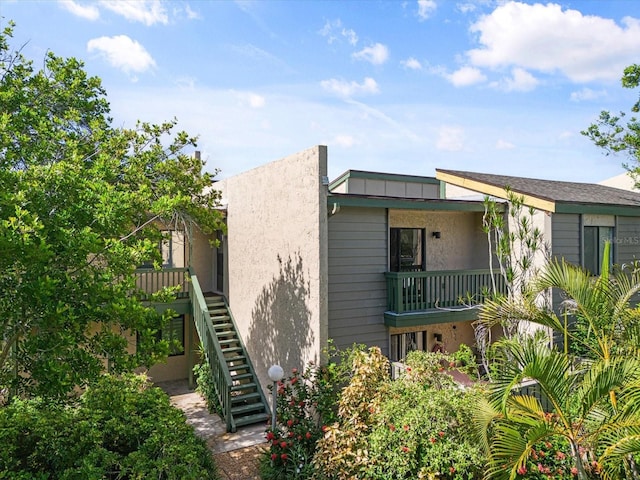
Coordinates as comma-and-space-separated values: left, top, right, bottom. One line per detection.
384, 269, 506, 327
134, 267, 191, 314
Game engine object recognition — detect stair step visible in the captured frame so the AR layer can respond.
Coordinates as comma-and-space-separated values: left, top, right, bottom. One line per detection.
214, 323, 234, 331
205, 295, 224, 302
209, 308, 228, 315
231, 382, 258, 392
224, 355, 246, 363
232, 392, 262, 403
210, 315, 231, 322
219, 338, 240, 346
221, 347, 243, 355
231, 402, 266, 416
231, 372, 254, 381
206, 300, 225, 307
234, 412, 270, 428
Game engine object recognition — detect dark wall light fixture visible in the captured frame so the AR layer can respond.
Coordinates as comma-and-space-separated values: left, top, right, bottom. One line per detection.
432, 231, 441, 239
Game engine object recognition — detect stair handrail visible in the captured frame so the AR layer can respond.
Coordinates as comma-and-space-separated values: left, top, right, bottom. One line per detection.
188, 268, 235, 432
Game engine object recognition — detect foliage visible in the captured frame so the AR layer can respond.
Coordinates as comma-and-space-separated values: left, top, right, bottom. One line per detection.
193, 358, 222, 415
312, 346, 390, 479
0, 373, 218, 479
403, 349, 458, 389
451, 343, 479, 379
582, 64, 640, 184
0, 21, 224, 399
260, 343, 360, 480
474, 333, 640, 480
365, 380, 485, 479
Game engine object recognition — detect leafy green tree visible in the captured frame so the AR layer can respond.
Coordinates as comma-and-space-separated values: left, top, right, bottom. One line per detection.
0, 22, 223, 399
582, 64, 640, 185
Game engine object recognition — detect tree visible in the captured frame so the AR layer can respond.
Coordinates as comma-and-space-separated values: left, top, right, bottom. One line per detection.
582, 64, 640, 186
0, 21, 224, 399
477, 244, 640, 479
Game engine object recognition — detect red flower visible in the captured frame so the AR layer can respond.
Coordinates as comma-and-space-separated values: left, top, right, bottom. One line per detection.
266, 431, 275, 441
406, 367, 411, 372
321, 425, 328, 432
291, 377, 298, 384
389, 424, 396, 431
271, 453, 278, 461
287, 419, 294, 427
438, 431, 445, 437
305, 431, 312, 440
571, 467, 578, 476
288, 431, 295, 438
403, 424, 410, 431
281, 453, 288, 461
517, 466, 527, 475
429, 437, 436, 443
401, 446, 409, 453
280, 441, 287, 449
556, 451, 566, 460
449, 467, 456, 474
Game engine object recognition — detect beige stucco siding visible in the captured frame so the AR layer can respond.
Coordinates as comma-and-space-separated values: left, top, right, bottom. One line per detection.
388, 210, 488, 270
328, 206, 389, 355
217, 146, 328, 393
191, 228, 215, 293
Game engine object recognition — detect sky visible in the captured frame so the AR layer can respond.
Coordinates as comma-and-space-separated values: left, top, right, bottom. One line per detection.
3, 1, 640, 183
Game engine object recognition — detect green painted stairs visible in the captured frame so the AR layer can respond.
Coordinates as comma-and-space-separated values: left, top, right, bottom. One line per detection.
204, 295, 270, 430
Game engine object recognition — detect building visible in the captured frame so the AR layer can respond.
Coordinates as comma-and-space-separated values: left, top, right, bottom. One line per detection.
142, 145, 640, 431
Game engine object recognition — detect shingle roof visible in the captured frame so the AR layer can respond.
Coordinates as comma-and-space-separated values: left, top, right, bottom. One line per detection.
436, 169, 640, 209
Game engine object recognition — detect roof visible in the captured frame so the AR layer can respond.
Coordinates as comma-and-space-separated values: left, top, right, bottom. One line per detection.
436, 169, 640, 215
330, 169, 440, 190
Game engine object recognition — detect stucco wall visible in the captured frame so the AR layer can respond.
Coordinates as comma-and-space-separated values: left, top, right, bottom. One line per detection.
191, 228, 215, 293
388, 210, 488, 270
216, 146, 329, 393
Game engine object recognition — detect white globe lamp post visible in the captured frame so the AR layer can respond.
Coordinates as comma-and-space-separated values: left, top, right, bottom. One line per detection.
267, 364, 285, 429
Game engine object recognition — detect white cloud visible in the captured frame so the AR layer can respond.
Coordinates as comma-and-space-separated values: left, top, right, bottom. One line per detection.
401, 57, 422, 70
342, 28, 358, 46
436, 126, 464, 151
58, 0, 99, 20
319, 19, 358, 45
321, 77, 380, 97
87, 35, 156, 76
236, 92, 266, 108
495, 139, 515, 150
184, 4, 201, 20
467, 1, 640, 83
334, 135, 356, 147
570, 87, 607, 102
456, 3, 476, 14
417, 0, 437, 21
352, 43, 389, 65
492, 67, 539, 92
99, 0, 168, 26
447, 66, 486, 87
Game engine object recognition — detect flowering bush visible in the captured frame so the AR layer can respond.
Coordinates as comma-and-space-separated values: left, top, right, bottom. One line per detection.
365, 380, 485, 479
513, 437, 577, 479
260, 347, 357, 480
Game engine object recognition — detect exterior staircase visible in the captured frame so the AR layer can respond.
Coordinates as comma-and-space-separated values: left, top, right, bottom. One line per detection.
204, 295, 270, 430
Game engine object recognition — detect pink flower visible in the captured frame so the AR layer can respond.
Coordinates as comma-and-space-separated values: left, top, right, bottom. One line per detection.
517, 466, 527, 475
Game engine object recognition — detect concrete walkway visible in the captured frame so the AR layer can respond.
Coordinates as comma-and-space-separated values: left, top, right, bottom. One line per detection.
157, 379, 267, 454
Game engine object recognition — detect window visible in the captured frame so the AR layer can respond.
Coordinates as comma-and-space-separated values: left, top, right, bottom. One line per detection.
162, 315, 185, 356
584, 226, 613, 275
390, 228, 425, 272
390, 331, 427, 362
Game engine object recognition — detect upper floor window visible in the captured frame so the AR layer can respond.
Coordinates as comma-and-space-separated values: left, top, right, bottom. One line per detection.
390, 228, 425, 272
584, 226, 613, 275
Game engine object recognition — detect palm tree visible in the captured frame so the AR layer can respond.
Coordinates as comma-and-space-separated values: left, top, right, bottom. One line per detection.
476, 243, 640, 479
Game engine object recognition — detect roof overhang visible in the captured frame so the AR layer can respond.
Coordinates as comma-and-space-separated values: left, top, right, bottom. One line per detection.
436, 170, 556, 213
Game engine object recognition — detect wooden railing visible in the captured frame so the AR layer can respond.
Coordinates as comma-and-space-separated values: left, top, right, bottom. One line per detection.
189, 269, 235, 432
385, 269, 506, 313
134, 267, 190, 299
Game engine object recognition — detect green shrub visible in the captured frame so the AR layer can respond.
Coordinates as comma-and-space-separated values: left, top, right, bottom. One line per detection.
365, 381, 485, 479
0, 374, 218, 479
193, 359, 222, 415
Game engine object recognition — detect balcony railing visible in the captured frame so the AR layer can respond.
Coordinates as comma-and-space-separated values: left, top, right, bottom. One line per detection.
134, 267, 190, 300
385, 269, 506, 313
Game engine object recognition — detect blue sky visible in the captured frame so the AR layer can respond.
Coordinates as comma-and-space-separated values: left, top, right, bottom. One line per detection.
3, 1, 640, 183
